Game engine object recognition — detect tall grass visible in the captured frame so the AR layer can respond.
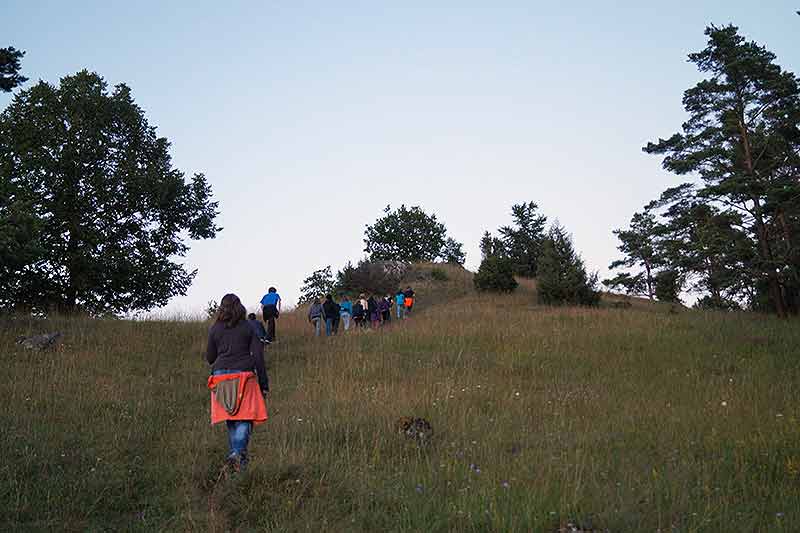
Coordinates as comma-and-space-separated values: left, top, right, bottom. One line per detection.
2, 279, 799, 531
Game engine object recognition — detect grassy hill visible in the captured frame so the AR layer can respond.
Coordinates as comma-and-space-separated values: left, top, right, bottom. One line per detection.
2, 268, 799, 531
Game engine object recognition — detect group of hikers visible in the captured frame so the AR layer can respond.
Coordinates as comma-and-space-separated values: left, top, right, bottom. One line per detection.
204, 285, 416, 472
306, 287, 416, 336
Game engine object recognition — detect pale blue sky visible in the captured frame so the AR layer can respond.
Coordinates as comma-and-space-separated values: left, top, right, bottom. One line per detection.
2, 1, 798, 312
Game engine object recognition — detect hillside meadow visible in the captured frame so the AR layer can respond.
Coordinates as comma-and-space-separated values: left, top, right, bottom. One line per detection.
1, 267, 799, 532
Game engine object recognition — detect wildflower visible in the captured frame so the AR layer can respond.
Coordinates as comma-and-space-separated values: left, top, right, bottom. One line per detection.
720, 401, 727, 407
415, 484, 424, 493
501, 481, 510, 489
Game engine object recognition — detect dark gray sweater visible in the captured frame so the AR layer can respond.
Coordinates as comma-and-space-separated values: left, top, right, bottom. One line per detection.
206, 320, 269, 392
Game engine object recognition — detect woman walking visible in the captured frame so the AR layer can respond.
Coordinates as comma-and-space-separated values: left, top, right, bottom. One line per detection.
206, 293, 269, 472
339, 295, 353, 331
308, 298, 324, 336
367, 295, 379, 328
378, 295, 391, 324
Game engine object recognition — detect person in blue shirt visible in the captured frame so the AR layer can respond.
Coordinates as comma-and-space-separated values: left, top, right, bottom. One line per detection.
259, 287, 281, 342
395, 289, 406, 320
339, 295, 353, 331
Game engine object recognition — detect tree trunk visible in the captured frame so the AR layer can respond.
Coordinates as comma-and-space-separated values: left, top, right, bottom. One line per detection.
738, 117, 788, 317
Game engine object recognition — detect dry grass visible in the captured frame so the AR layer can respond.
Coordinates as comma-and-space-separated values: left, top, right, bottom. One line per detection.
1, 275, 799, 531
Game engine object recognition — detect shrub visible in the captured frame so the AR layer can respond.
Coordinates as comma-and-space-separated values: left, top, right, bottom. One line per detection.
431, 268, 448, 282
474, 255, 518, 292
335, 260, 407, 296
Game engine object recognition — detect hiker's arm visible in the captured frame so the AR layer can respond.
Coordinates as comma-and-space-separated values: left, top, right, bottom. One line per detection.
205, 329, 217, 364
250, 333, 269, 393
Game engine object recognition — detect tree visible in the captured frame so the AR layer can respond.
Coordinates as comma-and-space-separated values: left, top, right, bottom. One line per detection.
473, 255, 517, 292
654, 187, 754, 309
440, 237, 466, 265
604, 210, 663, 299
644, 25, 800, 316
299, 266, 335, 303
364, 204, 461, 263
537, 224, 599, 306
0, 46, 27, 92
0, 71, 219, 314
479, 231, 506, 259
497, 202, 548, 276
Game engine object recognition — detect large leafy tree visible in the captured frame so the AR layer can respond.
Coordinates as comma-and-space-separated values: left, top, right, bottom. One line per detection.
0, 70, 219, 314
644, 25, 800, 316
364, 204, 462, 263
0, 46, 27, 92
497, 202, 548, 277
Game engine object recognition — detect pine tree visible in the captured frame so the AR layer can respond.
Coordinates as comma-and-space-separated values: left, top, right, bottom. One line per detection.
644, 25, 800, 316
497, 202, 547, 277
537, 224, 599, 306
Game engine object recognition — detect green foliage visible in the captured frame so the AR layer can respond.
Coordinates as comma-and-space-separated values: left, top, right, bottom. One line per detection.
0, 71, 220, 314
537, 224, 599, 306
0, 46, 27, 92
479, 231, 506, 259
430, 267, 448, 282
473, 255, 518, 292
481, 202, 547, 277
440, 237, 466, 265
654, 270, 682, 303
205, 300, 219, 319
604, 211, 662, 299
643, 25, 800, 315
364, 204, 462, 263
299, 266, 335, 303
497, 202, 548, 277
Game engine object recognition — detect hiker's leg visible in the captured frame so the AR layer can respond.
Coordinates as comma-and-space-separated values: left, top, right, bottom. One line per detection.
267, 317, 276, 341
226, 420, 252, 466
324, 318, 332, 336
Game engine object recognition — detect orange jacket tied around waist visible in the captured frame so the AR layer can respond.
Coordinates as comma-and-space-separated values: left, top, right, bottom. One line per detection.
207, 371, 268, 425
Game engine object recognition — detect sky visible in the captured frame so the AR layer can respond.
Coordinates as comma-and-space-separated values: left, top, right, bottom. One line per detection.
2, 1, 799, 314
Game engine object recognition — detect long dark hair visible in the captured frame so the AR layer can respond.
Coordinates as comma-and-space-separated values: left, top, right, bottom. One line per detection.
216, 293, 246, 328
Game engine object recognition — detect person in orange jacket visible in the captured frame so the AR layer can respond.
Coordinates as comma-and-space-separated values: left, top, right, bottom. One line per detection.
206, 293, 269, 472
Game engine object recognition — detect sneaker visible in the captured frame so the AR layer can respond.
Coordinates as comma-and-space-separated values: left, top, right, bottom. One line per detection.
225, 453, 241, 473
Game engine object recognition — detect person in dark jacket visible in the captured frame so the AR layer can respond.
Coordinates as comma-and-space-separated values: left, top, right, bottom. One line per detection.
206, 294, 269, 472
378, 295, 391, 324
367, 295, 379, 328
322, 294, 340, 336
247, 313, 270, 343
352, 298, 365, 328
308, 298, 324, 336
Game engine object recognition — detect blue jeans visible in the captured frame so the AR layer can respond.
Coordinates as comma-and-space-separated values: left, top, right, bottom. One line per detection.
325, 317, 334, 336
341, 312, 351, 330
212, 369, 253, 464
311, 317, 321, 336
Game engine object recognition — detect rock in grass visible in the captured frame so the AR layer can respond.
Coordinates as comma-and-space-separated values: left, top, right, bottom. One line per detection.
16, 332, 63, 350
555, 521, 608, 533
395, 416, 433, 443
